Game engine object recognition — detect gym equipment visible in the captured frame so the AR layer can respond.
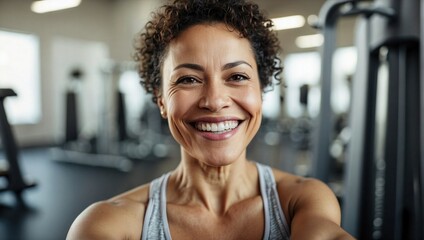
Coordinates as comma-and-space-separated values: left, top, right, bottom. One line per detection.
107, 61, 173, 161
312, 0, 423, 239
0, 88, 36, 203
64, 69, 82, 143
52, 65, 134, 172
53, 61, 173, 171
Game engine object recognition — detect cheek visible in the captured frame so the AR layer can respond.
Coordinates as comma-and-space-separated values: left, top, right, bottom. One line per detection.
239, 87, 263, 115
165, 92, 199, 146
166, 91, 196, 119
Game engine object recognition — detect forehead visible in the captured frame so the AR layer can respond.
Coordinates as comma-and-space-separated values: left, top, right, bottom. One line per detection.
165, 23, 257, 65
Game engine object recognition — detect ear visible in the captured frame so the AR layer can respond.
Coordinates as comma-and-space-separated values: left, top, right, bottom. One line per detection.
157, 96, 167, 119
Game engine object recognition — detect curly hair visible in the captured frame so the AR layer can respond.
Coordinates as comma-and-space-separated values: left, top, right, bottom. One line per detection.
134, 0, 283, 103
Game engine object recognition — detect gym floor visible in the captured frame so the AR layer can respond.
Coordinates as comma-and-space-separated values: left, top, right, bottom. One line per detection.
0, 131, 302, 240
0, 147, 179, 240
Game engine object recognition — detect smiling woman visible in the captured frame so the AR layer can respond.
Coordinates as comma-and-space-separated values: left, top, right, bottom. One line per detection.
66, 1, 355, 239
159, 23, 263, 167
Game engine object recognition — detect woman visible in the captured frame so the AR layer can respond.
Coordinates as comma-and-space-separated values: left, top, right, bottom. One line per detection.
67, 0, 355, 239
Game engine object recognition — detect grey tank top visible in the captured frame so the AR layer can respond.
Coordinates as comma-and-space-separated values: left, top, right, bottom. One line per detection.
141, 162, 290, 239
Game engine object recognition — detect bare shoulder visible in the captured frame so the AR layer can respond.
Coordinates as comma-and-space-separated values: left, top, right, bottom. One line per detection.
67, 184, 150, 240
271, 170, 336, 220
273, 170, 339, 212
272, 169, 355, 239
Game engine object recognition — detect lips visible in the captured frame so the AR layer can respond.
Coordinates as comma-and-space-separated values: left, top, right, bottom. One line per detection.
194, 120, 239, 133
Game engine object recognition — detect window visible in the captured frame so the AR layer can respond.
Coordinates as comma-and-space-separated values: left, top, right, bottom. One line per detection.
283, 47, 357, 118
0, 29, 41, 125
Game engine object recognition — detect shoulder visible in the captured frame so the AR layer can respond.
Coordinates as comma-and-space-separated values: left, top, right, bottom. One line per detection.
273, 170, 338, 210
67, 184, 150, 240
271, 170, 337, 221
272, 169, 355, 239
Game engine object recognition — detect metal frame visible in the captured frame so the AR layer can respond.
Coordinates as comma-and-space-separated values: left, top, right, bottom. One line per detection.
313, 0, 423, 238
381, 43, 419, 240
312, 0, 395, 182
342, 18, 380, 237
312, 0, 354, 183
420, 0, 424, 238
0, 89, 36, 203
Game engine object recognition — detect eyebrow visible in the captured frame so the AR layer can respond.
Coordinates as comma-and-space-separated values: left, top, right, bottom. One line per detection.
173, 61, 253, 72
174, 63, 204, 71
222, 61, 253, 70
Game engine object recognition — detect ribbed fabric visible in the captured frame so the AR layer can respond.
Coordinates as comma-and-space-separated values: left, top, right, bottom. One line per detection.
141, 172, 172, 240
257, 162, 291, 239
141, 162, 290, 239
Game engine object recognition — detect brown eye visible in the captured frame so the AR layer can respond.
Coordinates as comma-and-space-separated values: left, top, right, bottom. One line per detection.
176, 76, 201, 85
229, 74, 250, 82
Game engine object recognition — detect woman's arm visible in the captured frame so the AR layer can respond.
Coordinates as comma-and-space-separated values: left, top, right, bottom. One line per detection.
66, 199, 146, 240
280, 177, 355, 240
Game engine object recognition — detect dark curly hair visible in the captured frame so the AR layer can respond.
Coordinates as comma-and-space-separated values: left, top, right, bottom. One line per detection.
134, 0, 283, 103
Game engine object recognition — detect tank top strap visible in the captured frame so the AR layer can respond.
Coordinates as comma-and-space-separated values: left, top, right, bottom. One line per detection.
256, 162, 291, 239
142, 164, 290, 240
141, 172, 172, 240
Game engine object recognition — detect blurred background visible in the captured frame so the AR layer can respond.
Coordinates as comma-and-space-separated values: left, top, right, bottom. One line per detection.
0, 0, 422, 239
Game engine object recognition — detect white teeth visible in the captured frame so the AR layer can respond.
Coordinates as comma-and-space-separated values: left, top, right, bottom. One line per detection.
195, 121, 239, 133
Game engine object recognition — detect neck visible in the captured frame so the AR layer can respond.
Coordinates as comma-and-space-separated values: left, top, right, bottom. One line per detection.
169, 150, 258, 215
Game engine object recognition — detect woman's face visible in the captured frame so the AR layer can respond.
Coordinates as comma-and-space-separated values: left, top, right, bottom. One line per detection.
159, 23, 262, 166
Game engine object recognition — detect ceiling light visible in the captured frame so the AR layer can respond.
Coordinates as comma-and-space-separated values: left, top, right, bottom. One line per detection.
31, 0, 81, 14
307, 15, 319, 26
295, 34, 324, 48
271, 15, 305, 31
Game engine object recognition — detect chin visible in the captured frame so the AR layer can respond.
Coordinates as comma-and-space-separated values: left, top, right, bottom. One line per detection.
198, 151, 243, 167
202, 159, 232, 168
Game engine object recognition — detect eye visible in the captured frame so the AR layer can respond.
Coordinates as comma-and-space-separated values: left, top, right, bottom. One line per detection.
175, 76, 201, 85
228, 73, 250, 82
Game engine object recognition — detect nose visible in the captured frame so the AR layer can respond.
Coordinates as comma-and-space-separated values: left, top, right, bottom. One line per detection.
198, 81, 230, 112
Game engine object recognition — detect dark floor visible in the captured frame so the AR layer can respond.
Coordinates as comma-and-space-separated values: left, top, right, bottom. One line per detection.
0, 133, 303, 240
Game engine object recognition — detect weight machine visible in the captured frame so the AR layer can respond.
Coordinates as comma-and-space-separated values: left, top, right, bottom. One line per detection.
53, 60, 173, 172
0, 89, 36, 204
311, 0, 423, 239
52, 62, 135, 172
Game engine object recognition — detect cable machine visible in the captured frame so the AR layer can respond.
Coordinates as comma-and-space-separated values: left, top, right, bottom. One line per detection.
311, 0, 423, 239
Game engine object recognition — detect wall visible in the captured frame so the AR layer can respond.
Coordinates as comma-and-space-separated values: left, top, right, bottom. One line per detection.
0, 0, 163, 146
110, 0, 164, 62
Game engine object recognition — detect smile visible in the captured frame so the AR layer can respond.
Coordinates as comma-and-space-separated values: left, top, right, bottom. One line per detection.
194, 120, 239, 133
